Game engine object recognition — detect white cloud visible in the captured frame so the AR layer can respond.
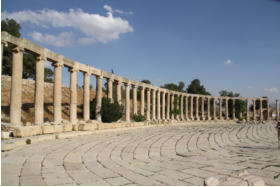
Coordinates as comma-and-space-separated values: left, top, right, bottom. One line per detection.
30, 32, 74, 47
225, 59, 232, 65
264, 87, 279, 93
104, 5, 134, 15
2, 6, 134, 46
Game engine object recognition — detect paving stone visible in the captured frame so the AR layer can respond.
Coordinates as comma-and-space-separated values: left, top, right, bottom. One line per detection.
105, 176, 131, 185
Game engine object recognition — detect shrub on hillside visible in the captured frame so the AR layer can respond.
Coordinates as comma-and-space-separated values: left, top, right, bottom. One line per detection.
90, 97, 123, 123
133, 114, 146, 122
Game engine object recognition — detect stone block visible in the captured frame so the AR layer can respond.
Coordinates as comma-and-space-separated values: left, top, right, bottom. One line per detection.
1, 131, 10, 140
13, 126, 42, 138
72, 124, 79, 131
78, 123, 97, 131
42, 125, 54, 134
63, 124, 72, 132
53, 125, 63, 133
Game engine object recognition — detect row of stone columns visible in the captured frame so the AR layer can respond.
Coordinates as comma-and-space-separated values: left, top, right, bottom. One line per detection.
2, 42, 275, 126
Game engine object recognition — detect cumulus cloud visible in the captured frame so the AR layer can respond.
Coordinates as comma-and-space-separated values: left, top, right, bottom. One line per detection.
264, 87, 279, 93
225, 59, 232, 65
30, 32, 74, 47
104, 5, 134, 15
2, 6, 134, 46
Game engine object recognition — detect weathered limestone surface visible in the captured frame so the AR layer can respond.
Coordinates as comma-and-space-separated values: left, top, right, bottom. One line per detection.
2, 122, 279, 186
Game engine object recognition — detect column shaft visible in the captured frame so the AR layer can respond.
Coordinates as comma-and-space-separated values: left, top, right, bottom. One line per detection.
185, 95, 189, 120
201, 97, 205, 120
246, 98, 250, 121
53, 62, 62, 124
157, 91, 161, 120
107, 78, 113, 102
260, 99, 263, 121
276, 100, 279, 121
125, 83, 130, 122
162, 92, 165, 120
70, 68, 78, 123
10, 47, 24, 126
253, 99, 256, 121
180, 95, 184, 120
116, 81, 122, 104
171, 94, 174, 120
213, 98, 217, 120
225, 98, 229, 120
267, 99, 270, 120
96, 76, 102, 122
190, 96, 193, 120
166, 93, 170, 120
232, 99, 236, 120
34, 56, 45, 125
219, 98, 223, 120
140, 87, 145, 115
152, 89, 156, 120
83, 72, 90, 121
207, 97, 210, 120
196, 96, 199, 120
133, 85, 137, 115
146, 89, 150, 120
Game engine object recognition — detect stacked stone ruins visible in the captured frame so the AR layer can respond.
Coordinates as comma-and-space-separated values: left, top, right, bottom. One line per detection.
1, 31, 277, 129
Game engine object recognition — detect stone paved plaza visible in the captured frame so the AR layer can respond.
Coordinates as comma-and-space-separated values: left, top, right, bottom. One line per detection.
2, 122, 280, 186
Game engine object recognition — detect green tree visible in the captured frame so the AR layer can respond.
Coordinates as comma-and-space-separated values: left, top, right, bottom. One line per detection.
141, 80, 151, 84
186, 79, 211, 95
1, 18, 54, 82
161, 82, 185, 92
219, 90, 246, 119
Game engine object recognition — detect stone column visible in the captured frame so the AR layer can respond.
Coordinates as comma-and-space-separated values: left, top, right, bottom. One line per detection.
162, 91, 166, 120
196, 96, 199, 120
83, 72, 90, 121
69, 66, 78, 124
10, 46, 24, 126
201, 97, 205, 120
246, 98, 250, 121
125, 83, 130, 122
171, 94, 174, 120
225, 98, 229, 120
232, 99, 236, 120
253, 99, 256, 121
260, 99, 263, 121
132, 85, 137, 115
53, 61, 63, 124
96, 75, 103, 122
107, 78, 113, 102
1, 41, 7, 66
219, 98, 223, 120
213, 97, 217, 120
157, 90, 161, 120
166, 92, 170, 120
267, 99, 270, 120
34, 55, 45, 125
140, 86, 145, 115
207, 97, 211, 120
146, 88, 150, 120
179, 95, 183, 120
276, 99, 279, 121
152, 89, 156, 120
116, 80, 122, 104
185, 95, 189, 120
190, 96, 194, 120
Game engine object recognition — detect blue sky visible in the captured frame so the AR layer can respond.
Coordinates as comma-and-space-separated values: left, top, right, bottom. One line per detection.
2, 0, 280, 102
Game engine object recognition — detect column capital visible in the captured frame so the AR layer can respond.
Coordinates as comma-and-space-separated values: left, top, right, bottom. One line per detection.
52, 61, 63, 68
36, 55, 47, 62
12, 46, 24, 53
69, 64, 79, 73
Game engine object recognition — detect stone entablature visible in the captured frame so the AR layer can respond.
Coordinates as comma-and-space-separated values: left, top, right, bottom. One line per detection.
1, 31, 275, 128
